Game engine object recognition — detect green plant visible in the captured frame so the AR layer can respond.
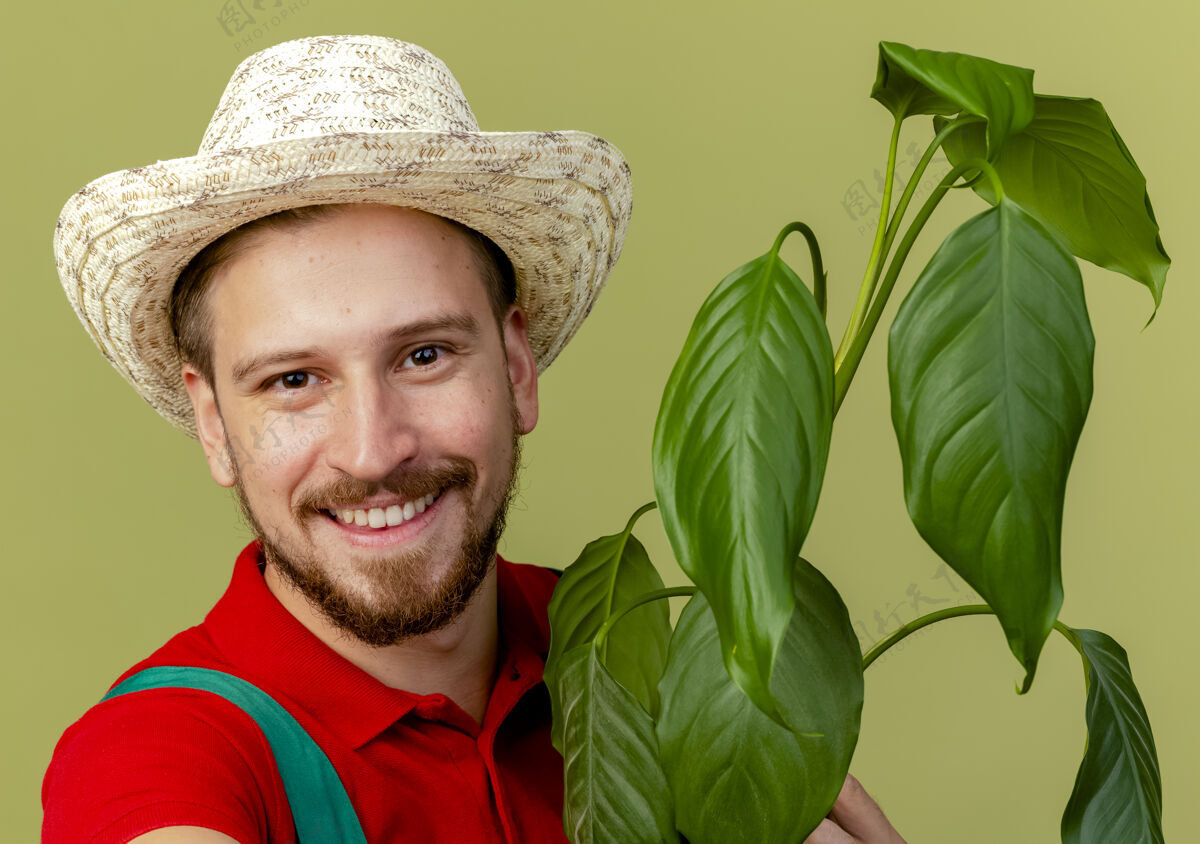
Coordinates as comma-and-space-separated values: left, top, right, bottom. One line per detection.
544, 40, 1168, 843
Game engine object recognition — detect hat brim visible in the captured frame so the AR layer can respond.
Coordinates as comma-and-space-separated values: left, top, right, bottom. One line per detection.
54, 128, 632, 437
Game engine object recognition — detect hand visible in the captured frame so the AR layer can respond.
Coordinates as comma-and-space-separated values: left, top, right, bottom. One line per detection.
803, 773, 907, 843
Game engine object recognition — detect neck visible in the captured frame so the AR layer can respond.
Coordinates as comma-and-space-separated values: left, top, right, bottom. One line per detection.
263, 561, 500, 725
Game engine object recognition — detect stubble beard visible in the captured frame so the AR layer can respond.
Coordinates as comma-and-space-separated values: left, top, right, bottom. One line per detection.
228, 397, 523, 648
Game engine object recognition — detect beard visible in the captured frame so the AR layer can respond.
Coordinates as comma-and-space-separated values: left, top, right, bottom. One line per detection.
228, 397, 523, 648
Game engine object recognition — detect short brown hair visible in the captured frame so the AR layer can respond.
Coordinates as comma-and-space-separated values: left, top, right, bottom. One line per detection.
169, 204, 517, 385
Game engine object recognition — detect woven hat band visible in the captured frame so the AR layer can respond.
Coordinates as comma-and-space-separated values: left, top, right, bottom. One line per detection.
199, 36, 479, 154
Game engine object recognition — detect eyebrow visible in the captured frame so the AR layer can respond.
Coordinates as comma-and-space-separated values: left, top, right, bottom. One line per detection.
230, 313, 482, 386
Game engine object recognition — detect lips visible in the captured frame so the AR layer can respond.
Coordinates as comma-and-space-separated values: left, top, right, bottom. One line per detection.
316, 489, 448, 550
324, 491, 440, 529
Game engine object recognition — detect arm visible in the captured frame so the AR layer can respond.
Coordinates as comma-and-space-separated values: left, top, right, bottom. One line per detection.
131, 829, 242, 843
42, 689, 291, 843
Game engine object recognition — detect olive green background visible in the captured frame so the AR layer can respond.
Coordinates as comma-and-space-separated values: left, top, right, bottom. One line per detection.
4, 0, 1196, 839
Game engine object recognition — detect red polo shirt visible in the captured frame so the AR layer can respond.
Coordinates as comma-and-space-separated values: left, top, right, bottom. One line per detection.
42, 540, 569, 843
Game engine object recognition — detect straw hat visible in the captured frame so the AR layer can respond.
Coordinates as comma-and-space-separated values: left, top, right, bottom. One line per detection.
53, 34, 633, 437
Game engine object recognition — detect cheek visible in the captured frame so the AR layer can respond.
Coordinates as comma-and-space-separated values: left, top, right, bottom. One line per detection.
224, 406, 336, 493
425, 380, 514, 461
423, 393, 489, 451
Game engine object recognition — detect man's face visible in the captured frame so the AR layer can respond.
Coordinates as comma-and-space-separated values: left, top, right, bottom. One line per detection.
182, 204, 539, 646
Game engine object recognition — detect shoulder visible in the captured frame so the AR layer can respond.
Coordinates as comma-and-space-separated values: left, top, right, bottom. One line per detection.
42, 651, 293, 842
495, 557, 562, 652
497, 558, 561, 607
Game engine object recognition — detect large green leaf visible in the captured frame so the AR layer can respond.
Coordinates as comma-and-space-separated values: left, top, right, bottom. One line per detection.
872, 41, 1034, 154
652, 237, 834, 720
1060, 627, 1164, 844
656, 559, 863, 844
889, 198, 1094, 690
557, 643, 679, 844
939, 95, 1170, 313
546, 504, 671, 751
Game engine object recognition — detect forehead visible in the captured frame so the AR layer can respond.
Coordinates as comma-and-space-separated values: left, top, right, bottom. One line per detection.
204, 205, 491, 370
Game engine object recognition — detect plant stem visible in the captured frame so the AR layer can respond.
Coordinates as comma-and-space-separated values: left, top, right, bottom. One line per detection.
834, 114, 904, 367
627, 500, 659, 524
831, 156, 1002, 415
862, 603, 995, 669
829, 116, 983, 409
863, 607, 1087, 694
867, 115, 985, 304
771, 221, 827, 318
832, 172, 954, 414
593, 586, 698, 655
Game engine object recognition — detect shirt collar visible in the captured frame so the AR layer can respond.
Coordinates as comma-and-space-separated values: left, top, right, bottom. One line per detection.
204, 540, 552, 749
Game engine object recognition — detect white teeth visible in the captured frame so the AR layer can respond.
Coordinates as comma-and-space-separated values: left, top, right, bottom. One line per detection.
335, 492, 439, 529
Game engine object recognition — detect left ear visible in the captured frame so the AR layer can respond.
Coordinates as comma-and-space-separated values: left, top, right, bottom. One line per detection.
501, 305, 539, 435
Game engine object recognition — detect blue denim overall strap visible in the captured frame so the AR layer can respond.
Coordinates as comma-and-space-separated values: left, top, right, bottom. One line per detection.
102, 665, 368, 843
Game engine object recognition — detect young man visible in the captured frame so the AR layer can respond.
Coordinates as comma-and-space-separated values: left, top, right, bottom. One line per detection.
44, 34, 903, 843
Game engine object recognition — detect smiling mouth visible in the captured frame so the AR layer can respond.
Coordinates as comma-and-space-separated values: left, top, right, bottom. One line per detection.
322, 491, 441, 530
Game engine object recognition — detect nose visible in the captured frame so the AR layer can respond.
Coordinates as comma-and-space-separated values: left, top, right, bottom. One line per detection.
322, 376, 418, 482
